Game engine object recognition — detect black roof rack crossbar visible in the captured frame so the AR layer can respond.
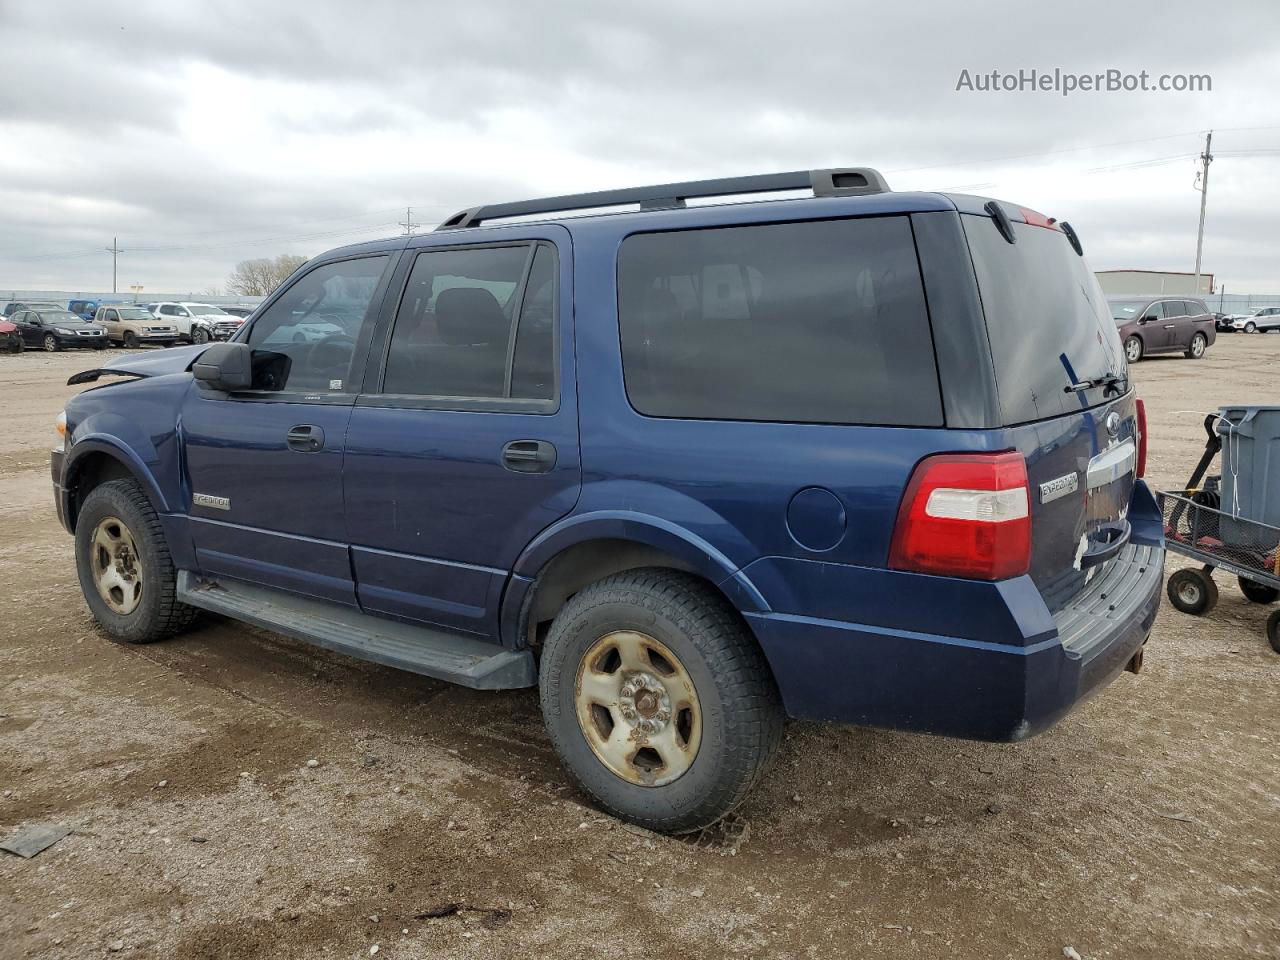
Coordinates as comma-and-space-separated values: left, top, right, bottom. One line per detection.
435, 167, 890, 231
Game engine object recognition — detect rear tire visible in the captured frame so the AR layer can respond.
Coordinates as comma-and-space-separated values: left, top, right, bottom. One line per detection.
1267, 610, 1280, 654
539, 569, 783, 834
75, 478, 199, 643
1167, 567, 1218, 616
1238, 576, 1279, 605
1185, 332, 1207, 359
1125, 335, 1144, 363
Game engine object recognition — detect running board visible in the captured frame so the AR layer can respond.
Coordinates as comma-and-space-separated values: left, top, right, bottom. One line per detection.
176, 572, 535, 690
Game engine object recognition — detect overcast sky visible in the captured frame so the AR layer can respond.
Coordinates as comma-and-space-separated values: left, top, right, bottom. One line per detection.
2, 0, 1278, 295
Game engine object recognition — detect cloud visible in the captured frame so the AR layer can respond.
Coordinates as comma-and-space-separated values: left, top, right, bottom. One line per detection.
1, 0, 1278, 292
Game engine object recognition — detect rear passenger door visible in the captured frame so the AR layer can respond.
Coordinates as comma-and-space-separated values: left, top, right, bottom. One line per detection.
343, 227, 579, 637
1156, 300, 1184, 350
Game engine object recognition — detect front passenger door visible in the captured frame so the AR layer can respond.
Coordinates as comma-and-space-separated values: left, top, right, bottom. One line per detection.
179, 253, 397, 605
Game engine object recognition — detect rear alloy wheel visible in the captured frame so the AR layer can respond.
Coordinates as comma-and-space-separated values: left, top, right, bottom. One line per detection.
1185, 332, 1207, 359
1125, 335, 1144, 363
1245, 321, 1257, 333
539, 569, 783, 834
1167, 567, 1218, 616
44, 333, 60, 352
1238, 576, 1279, 605
123, 331, 139, 348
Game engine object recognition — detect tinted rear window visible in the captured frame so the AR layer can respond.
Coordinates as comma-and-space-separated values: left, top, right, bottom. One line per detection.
962, 215, 1127, 425
617, 217, 942, 426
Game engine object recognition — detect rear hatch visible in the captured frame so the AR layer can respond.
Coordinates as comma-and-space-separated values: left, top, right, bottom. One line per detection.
960, 204, 1138, 612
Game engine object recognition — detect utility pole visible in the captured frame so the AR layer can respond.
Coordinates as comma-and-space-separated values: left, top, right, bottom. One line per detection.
398, 207, 420, 236
105, 237, 123, 294
1193, 130, 1213, 296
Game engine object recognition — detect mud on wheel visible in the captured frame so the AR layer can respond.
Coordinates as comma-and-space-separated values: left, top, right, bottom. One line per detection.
539, 569, 783, 834
74, 478, 199, 643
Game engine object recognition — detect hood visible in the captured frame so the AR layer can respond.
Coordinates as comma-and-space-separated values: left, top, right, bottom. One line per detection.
67, 342, 206, 385
50, 318, 103, 330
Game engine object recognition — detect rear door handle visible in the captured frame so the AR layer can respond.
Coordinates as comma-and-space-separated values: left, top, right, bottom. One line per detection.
502, 439, 556, 474
287, 424, 324, 452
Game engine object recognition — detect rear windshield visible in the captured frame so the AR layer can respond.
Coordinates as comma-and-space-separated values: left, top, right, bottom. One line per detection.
963, 215, 1127, 425
617, 216, 942, 426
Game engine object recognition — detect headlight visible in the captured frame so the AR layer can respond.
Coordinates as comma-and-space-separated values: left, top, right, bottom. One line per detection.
55, 411, 67, 439
54, 327, 73, 335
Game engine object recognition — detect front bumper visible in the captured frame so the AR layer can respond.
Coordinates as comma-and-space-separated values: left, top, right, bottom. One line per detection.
743, 541, 1163, 742
51, 447, 71, 533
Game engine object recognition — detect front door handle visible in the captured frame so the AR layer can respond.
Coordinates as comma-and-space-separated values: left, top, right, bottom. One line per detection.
287, 424, 324, 452
502, 439, 556, 474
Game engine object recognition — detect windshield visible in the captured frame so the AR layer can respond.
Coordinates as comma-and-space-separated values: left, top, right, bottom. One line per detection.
188, 304, 228, 316
118, 308, 153, 320
1109, 299, 1147, 322
37, 311, 81, 323
962, 214, 1127, 425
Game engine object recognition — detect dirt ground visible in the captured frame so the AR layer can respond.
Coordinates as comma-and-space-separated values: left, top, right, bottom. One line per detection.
1, 337, 1277, 960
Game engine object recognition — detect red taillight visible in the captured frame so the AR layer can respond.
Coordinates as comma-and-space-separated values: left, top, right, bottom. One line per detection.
889, 452, 1031, 581
1135, 398, 1148, 479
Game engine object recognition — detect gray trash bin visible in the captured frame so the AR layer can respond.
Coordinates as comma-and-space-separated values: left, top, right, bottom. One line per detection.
1216, 405, 1280, 550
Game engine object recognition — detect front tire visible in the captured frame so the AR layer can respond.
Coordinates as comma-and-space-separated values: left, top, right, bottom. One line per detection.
1267, 610, 1280, 654
1246, 321, 1257, 333
1125, 335, 1144, 363
123, 331, 139, 348
44, 333, 59, 352
1185, 332, 1207, 359
1167, 567, 1218, 616
75, 478, 199, 643
192, 327, 210, 345
539, 569, 783, 834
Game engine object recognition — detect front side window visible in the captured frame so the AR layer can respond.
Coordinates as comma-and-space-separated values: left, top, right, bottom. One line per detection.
159, 305, 176, 316
245, 256, 388, 393
618, 217, 941, 425
381, 243, 556, 401
1161, 301, 1186, 319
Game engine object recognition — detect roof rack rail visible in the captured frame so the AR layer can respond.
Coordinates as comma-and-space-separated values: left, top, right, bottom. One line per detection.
435, 167, 891, 231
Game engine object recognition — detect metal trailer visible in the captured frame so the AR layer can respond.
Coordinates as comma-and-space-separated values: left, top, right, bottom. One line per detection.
1158, 414, 1280, 652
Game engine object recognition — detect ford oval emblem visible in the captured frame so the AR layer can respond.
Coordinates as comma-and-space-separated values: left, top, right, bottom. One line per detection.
1105, 411, 1121, 439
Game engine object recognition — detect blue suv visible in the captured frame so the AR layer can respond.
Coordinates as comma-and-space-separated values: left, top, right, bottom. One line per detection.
51, 169, 1163, 832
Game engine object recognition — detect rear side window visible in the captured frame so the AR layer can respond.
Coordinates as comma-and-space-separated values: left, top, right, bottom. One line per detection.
617, 217, 942, 426
382, 243, 556, 401
962, 216, 1126, 425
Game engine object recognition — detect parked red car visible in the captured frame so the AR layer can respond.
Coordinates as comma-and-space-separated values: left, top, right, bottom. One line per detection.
1109, 295, 1216, 362
0, 318, 22, 353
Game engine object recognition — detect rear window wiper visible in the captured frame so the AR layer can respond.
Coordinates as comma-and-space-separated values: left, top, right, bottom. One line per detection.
1063, 372, 1125, 394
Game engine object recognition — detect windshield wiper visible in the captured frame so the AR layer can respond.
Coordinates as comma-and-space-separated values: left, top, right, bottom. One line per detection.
1063, 372, 1125, 394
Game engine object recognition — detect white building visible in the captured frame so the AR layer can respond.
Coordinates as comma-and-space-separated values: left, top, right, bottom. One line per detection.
1095, 269, 1214, 296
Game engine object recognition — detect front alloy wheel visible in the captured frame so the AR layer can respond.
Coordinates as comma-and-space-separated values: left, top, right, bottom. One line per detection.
192, 327, 210, 344
1246, 321, 1257, 333
1125, 335, 1144, 363
44, 333, 59, 352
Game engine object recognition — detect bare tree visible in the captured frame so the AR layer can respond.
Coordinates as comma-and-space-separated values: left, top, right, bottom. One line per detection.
227, 254, 307, 297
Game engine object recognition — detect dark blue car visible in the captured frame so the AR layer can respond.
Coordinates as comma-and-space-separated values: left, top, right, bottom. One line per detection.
51, 169, 1163, 832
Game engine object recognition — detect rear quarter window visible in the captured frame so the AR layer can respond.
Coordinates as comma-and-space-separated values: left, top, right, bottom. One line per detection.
617, 216, 942, 426
962, 215, 1126, 425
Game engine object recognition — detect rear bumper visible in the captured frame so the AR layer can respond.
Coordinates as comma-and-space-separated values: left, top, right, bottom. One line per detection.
742, 541, 1163, 741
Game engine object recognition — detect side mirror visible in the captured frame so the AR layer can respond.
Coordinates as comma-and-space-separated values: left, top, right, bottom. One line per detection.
193, 342, 253, 391
1140, 314, 1158, 324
